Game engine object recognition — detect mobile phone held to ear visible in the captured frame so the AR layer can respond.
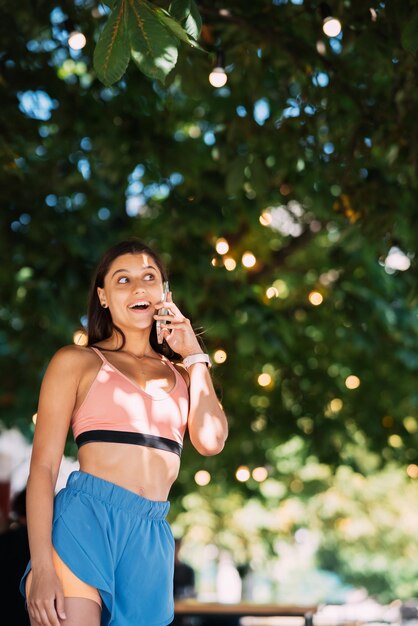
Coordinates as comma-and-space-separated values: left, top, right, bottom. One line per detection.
157, 281, 170, 344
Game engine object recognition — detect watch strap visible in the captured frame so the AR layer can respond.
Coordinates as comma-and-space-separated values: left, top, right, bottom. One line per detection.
183, 353, 212, 370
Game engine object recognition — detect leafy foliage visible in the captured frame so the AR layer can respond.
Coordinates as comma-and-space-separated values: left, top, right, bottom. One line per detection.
93, 0, 203, 84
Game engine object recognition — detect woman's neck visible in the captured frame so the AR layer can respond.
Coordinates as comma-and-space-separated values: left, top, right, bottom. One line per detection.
102, 330, 156, 358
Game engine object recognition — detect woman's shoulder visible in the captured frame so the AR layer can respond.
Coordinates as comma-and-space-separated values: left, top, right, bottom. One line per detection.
48, 344, 98, 371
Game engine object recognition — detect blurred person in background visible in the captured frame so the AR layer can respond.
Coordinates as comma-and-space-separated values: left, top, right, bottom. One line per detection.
0, 487, 30, 625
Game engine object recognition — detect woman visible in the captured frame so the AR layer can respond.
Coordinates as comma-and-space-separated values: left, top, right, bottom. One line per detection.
20, 239, 228, 626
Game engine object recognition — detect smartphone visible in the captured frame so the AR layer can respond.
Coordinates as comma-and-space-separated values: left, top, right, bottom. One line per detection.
156, 281, 170, 344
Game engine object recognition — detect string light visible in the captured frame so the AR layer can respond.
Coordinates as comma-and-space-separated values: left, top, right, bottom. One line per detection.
215, 237, 229, 254
236, 466, 250, 482
68, 31, 87, 50
323, 16, 342, 37
308, 291, 323, 306
266, 287, 279, 299
209, 51, 227, 88
319, 3, 342, 37
258, 373, 272, 387
224, 257, 236, 271
214, 349, 227, 364
252, 467, 268, 482
259, 211, 272, 226
73, 329, 88, 346
242, 251, 256, 268
345, 375, 360, 390
330, 398, 343, 412
195, 470, 211, 486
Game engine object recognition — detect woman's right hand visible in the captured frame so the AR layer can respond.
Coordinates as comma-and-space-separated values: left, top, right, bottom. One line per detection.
27, 567, 66, 626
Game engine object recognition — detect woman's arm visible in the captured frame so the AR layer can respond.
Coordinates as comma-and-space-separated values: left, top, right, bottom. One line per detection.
153, 291, 228, 457
186, 362, 228, 456
26, 346, 82, 625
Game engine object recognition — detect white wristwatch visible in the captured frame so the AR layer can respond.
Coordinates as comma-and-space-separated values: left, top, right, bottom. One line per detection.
182, 353, 212, 370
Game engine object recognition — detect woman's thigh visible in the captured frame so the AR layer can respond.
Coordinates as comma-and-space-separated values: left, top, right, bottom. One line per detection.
29, 597, 101, 626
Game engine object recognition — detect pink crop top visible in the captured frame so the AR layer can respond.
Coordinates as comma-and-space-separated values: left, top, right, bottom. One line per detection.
71, 347, 189, 456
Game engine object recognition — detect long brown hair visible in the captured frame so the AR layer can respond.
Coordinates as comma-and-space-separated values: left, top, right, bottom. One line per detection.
87, 239, 181, 360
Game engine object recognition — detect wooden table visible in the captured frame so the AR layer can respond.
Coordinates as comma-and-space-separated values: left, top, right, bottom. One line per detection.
174, 600, 317, 626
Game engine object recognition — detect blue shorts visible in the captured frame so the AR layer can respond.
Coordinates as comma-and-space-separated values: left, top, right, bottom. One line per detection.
20, 471, 175, 626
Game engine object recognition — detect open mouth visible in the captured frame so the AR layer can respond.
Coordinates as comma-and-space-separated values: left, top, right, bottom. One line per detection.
129, 301, 151, 311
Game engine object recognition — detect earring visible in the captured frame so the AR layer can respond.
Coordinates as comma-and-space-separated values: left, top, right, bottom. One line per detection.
101, 303, 107, 309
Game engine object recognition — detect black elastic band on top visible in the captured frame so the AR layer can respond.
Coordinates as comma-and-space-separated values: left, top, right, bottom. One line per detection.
75, 430, 183, 457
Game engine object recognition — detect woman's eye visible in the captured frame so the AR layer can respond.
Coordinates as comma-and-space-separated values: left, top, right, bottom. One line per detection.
118, 276, 129, 284
144, 273, 155, 281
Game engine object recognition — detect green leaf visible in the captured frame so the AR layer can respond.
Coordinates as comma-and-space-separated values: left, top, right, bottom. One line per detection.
169, 0, 201, 39
169, 0, 191, 22
401, 13, 418, 53
183, 0, 202, 39
126, 0, 179, 83
155, 8, 205, 51
93, 0, 130, 86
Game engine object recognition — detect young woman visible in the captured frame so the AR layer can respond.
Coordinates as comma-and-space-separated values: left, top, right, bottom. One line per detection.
20, 239, 228, 626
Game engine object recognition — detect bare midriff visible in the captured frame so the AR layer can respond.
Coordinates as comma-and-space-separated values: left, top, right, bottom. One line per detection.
78, 443, 181, 501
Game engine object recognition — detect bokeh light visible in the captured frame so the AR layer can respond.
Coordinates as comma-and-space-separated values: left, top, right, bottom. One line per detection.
236, 465, 251, 482
224, 257, 236, 271
68, 31, 87, 50
330, 398, 343, 412
259, 211, 272, 226
242, 252, 256, 268
252, 467, 268, 482
215, 237, 229, 255
407, 464, 418, 479
258, 373, 272, 387
194, 470, 211, 486
266, 287, 279, 299
214, 349, 227, 364
322, 16, 342, 37
209, 67, 227, 88
73, 329, 88, 346
345, 375, 360, 390
388, 434, 403, 448
308, 291, 323, 306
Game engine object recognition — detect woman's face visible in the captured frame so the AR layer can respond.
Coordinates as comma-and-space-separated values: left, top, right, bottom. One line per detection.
97, 253, 164, 332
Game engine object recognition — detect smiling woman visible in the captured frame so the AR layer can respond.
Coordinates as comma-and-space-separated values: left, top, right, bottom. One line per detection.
19, 238, 228, 626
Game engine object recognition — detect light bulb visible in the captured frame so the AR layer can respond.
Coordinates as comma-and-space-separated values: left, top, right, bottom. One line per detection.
224, 257, 236, 271
214, 349, 227, 364
195, 470, 211, 486
68, 31, 87, 50
209, 67, 227, 88
236, 466, 250, 482
242, 251, 256, 268
215, 237, 229, 254
322, 16, 342, 37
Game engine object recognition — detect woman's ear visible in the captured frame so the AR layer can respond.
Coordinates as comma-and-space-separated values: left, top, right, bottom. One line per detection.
97, 287, 106, 308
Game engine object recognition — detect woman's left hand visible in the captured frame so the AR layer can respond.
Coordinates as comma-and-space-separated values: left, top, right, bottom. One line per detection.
153, 292, 202, 357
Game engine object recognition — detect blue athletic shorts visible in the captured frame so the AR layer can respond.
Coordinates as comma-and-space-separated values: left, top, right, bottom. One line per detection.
20, 470, 175, 626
